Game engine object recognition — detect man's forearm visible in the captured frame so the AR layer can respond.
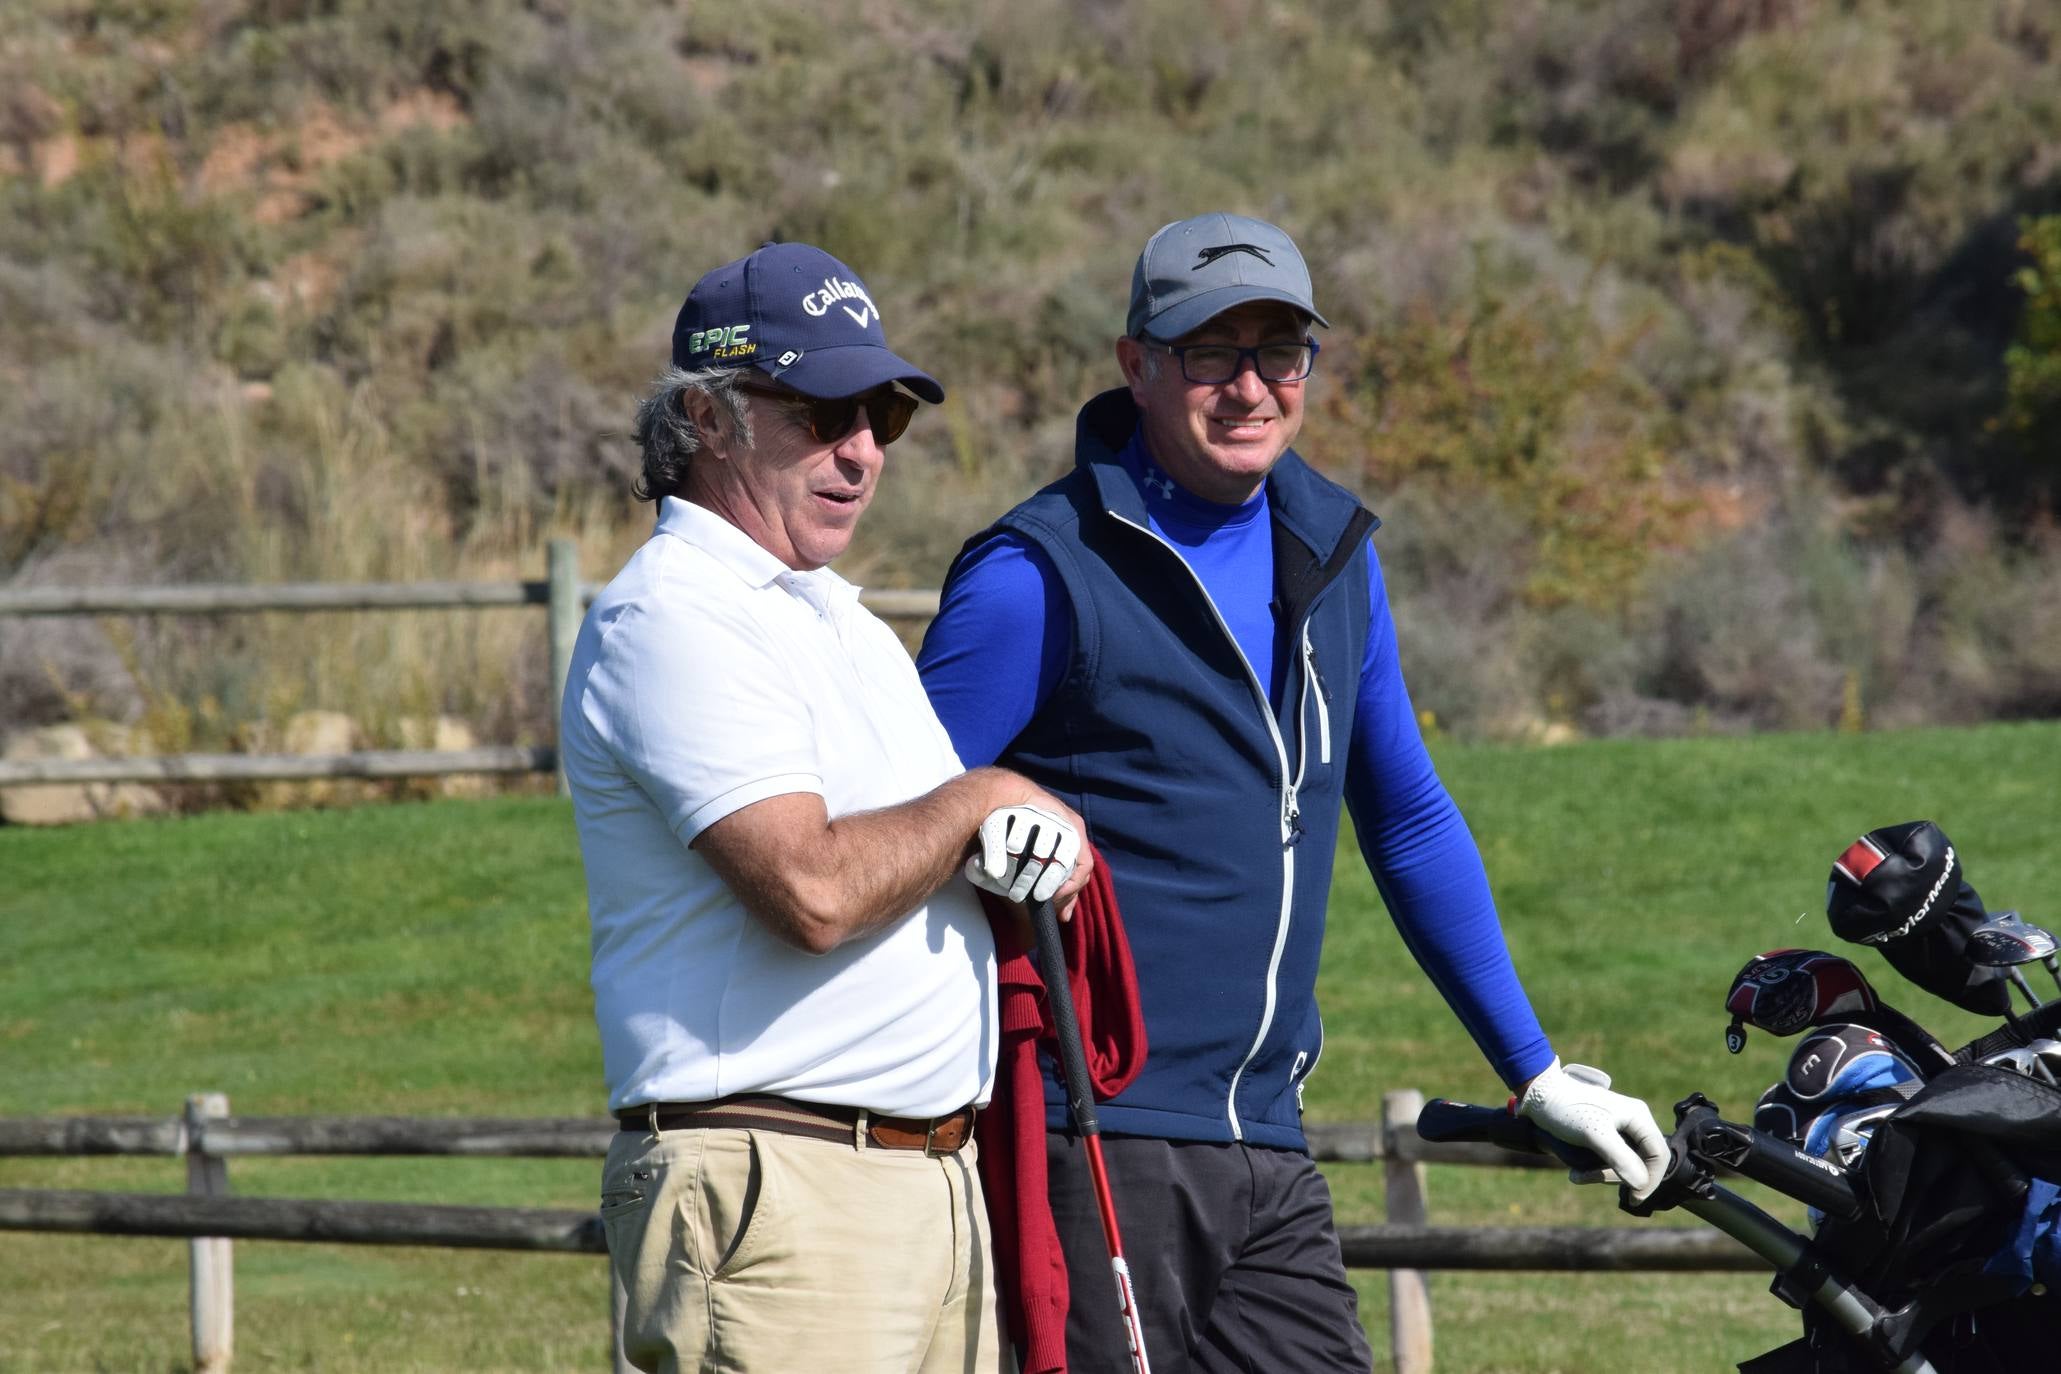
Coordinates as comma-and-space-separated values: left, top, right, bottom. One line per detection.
698, 768, 1024, 955
798, 770, 1014, 948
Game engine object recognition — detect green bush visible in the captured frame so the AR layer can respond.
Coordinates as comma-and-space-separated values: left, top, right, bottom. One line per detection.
2000, 214, 2061, 460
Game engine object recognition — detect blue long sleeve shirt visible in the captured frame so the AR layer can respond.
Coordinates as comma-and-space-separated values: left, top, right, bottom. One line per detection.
918, 436, 1553, 1091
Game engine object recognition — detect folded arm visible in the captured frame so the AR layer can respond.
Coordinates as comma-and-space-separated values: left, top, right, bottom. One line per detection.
695, 769, 1086, 954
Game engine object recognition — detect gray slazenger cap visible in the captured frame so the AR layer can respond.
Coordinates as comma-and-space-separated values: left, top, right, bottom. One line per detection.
1126, 212, 1329, 340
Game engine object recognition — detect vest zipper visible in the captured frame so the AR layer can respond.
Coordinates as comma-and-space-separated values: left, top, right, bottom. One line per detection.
1301, 623, 1331, 765
1110, 512, 1296, 1142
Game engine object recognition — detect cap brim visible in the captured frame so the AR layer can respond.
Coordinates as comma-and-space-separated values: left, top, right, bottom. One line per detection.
767, 344, 944, 405
1135, 284, 1329, 341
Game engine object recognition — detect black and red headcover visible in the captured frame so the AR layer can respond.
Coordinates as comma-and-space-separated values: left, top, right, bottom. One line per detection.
1724, 948, 1879, 1053
1824, 820, 2012, 1016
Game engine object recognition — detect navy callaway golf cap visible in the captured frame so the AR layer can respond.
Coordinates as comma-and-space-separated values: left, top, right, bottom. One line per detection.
670, 242, 944, 403
1127, 212, 1329, 340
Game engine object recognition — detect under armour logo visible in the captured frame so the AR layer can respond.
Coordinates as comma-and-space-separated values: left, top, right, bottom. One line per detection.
1195, 243, 1274, 269
1143, 469, 1176, 499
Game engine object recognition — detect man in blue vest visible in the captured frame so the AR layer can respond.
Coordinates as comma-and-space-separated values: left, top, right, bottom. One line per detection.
917, 213, 1669, 1370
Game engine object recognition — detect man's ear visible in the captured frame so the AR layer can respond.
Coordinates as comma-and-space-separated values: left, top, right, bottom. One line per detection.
1115, 335, 1149, 398
681, 387, 729, 457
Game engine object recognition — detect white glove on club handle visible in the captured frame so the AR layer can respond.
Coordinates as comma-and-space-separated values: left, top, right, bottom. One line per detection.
1516, 1057, 1669, 1200
965, 805, 1081, 905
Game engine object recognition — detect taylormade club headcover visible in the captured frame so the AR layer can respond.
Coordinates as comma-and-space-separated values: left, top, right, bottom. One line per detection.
1824, 821, 2012, 1015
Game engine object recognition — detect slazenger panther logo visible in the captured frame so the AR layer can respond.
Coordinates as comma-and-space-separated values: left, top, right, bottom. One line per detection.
1195, 243, 1274, 269
801, 277, 879, 328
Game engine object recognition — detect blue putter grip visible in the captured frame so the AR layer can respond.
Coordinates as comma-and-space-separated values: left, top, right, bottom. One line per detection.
1031, 897, 1101, 1137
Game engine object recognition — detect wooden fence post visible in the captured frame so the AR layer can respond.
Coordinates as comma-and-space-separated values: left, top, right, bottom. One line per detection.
185, 1093, 233, 1374
1383, 1089, 1432, 1374
547, 538, 580, 797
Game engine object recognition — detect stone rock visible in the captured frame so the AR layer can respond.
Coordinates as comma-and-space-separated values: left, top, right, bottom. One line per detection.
394, 715, 476, 753
251, 709, 364, 810
394, 715, 488, 798
282, 710, 359, 756
0, 723, 168, 826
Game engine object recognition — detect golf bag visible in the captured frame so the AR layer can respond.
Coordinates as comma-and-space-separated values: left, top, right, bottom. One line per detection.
1732, 824, 2061, 1372
1742, 1065, 2061, 1373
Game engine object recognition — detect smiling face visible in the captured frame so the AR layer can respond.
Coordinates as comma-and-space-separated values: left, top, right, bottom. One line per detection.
684, 382, 886, 572
1116, 300, 1311, 506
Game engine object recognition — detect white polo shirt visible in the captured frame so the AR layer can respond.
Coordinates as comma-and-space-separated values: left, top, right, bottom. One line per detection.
562, 497, 996, 1117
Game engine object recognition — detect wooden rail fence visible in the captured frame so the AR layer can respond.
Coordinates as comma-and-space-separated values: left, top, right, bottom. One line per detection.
0, 1091, 1761, 1374
0, 545, 943, 790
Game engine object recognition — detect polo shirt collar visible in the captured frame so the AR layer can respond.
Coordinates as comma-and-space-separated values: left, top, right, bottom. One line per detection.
655, 496, 861, 620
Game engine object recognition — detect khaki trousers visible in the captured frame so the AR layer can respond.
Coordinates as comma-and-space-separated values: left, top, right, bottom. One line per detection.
602, 1123, 1013, 1374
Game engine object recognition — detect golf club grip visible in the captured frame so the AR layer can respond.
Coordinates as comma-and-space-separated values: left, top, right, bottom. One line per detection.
1031, 897, 1101, 1137
1417, 1098, 1539, 1151
1417, 1098, 1607, 1172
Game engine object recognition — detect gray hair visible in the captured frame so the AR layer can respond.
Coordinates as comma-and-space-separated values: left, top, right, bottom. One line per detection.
631, 365, 754, 502
1134, 340, 1165, 383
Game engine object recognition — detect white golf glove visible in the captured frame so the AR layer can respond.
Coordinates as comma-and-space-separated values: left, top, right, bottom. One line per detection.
1516, 1058, 1669, 1200
965, 805, 1081, 905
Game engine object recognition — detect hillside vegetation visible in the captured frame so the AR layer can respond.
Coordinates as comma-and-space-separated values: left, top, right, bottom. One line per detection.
4, 0, 2061, 769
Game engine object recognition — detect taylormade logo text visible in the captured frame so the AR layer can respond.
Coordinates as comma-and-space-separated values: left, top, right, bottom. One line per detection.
1863, 844, 1957, 943
801, 277, 879, 328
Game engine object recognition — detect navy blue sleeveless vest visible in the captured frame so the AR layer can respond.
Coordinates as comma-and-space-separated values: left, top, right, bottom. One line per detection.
944, 389, 1378, 1148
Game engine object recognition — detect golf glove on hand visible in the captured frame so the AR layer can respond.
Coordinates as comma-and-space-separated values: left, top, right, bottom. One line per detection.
1517, 1058, 1669, 1201
966, 805, 1081, 905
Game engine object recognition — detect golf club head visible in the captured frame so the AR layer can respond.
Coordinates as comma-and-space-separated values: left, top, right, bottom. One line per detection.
1980, 1037, 2061, 1086
1965, 910, 2059, 968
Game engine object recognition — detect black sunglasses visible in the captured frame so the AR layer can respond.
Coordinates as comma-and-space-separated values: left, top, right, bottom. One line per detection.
734, 382, 919, 446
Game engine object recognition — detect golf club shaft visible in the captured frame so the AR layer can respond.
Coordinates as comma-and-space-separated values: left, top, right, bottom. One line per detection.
1030, 898, 1153, 1374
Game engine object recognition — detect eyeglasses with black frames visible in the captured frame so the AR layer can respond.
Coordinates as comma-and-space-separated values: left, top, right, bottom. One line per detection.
1141, 337, 1320, 386
733, 381, 919, 446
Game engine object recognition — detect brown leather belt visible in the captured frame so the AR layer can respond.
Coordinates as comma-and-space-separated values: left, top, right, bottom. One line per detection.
617, 1094, 976, 1155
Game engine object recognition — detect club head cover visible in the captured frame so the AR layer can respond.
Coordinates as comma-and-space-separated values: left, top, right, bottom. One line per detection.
1753, 1022, 1924, 1145
1824, 821, 2013, 1016
1781, 1023, 1928, 1105
1723, 948, 1878, 1054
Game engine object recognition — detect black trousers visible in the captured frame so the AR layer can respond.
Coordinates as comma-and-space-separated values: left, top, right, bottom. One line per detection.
1045, 1133, 1374, 1374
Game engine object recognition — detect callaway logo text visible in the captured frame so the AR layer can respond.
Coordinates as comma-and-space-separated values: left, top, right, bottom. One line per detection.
801, 277, 879, 328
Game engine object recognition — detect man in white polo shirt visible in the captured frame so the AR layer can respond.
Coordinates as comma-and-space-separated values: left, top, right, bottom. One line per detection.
562, 242, 1088, 1374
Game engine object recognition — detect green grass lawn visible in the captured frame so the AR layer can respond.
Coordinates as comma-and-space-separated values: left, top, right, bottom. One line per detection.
3, 722, 2057, 1371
